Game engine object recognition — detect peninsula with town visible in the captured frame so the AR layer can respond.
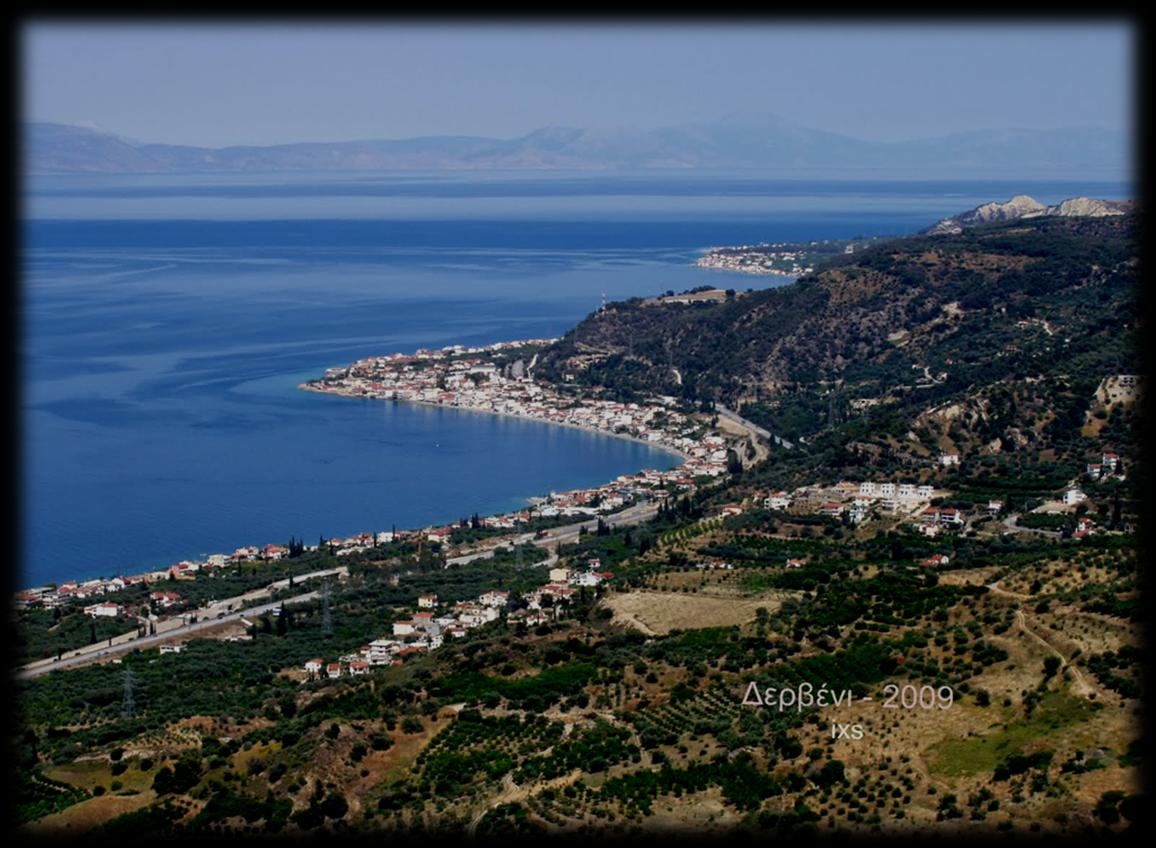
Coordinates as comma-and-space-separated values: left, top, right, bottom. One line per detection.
695, 236, 888, 277
15, 200, 1142, 839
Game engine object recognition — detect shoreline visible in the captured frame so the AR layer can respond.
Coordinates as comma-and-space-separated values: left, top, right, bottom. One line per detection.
300, 382, 694, 466
693, 260, 802, 278
18, 385, 694, 594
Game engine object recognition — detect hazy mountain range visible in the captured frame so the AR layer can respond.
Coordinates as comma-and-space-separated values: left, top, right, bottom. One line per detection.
24, 114, 1128, 175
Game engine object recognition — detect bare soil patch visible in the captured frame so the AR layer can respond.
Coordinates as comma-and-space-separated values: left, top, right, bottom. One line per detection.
937, 566, 1000, 587
22, 789, 157, 835
604, 590, 782, 635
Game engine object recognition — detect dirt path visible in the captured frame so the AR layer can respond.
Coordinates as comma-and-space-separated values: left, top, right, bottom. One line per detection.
1012, 608, 1097, 699
985, 579, 1029, 600
466, 769, 583, 835
990, 580, 1096, 699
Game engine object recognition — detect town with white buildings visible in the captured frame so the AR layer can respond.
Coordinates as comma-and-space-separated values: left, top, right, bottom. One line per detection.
300, 338, 730, 482
15, 340, 735, 621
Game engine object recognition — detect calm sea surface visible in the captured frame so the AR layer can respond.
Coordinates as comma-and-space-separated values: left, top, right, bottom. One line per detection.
21, 172, 1132, 588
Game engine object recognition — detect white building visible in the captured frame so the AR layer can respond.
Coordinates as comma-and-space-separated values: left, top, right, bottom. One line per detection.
1062, 488, 1088, 506
83, 602, 120, 618
764, 492, 792, 510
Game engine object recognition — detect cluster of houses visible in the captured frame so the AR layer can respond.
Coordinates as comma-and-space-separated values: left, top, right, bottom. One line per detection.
1086, 451, 1127, 483
694, 244, 815, 277
303, 560, 613, 679
763, 480, 941, 525
17, 575, 143, 610
754, 478, 999, 538
71, 589, 187, 621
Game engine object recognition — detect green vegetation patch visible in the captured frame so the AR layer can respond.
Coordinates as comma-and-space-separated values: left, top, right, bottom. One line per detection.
925, 691, 1100, 776
431, 660, 597, 709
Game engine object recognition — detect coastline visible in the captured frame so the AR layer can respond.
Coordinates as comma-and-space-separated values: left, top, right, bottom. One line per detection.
18, 384, 695, 594
299, 382, 694, 466
693, 259, 801, 278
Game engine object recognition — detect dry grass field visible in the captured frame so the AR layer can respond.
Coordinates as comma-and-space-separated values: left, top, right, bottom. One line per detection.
603, 589, 783, 635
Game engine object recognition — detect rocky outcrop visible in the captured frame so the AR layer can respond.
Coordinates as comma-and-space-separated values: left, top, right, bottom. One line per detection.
924, 195, 1132, 235
1048, 197, 1134, 218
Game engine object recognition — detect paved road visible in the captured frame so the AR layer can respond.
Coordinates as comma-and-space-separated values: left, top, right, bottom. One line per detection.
716, 404, 793, 450
1001, 514, 1062, 538
444, 500, 661, 570
17, 589, 324, 679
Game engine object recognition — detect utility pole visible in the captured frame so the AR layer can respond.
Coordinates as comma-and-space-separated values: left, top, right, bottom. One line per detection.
121, 668, 135, 718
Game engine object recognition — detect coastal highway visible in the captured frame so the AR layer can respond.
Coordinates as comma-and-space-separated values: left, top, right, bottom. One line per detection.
715, 404, 793, 450
18, 591, 322, 679
445, 499, 662, 569
531, 499, 661, 546
17, 567, 347, 679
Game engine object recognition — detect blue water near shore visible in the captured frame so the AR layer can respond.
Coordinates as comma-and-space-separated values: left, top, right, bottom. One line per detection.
21, 172, 1132, 588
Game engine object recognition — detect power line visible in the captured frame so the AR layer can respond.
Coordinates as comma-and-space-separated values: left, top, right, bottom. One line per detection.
322, 580, 333, 637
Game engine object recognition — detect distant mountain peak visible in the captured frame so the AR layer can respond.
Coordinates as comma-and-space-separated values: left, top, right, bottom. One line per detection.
923, 195, 1133, 235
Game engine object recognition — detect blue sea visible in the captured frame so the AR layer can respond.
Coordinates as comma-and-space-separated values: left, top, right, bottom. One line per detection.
21, 172, 1132, 588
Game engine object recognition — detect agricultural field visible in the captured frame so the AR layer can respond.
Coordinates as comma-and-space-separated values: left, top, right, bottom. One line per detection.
15, 488, 1143, 839
604, 589, 784, 635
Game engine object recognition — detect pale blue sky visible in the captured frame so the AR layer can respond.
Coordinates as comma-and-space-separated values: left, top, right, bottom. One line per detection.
23, 21, 1134, 148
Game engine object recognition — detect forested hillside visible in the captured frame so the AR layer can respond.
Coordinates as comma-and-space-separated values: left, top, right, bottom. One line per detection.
538, 215, 1137, 409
